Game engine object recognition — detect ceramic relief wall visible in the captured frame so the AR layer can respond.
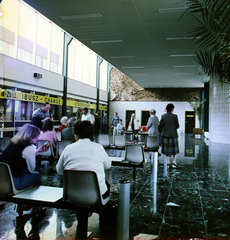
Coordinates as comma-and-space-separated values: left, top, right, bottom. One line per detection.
110, 67, 202, 102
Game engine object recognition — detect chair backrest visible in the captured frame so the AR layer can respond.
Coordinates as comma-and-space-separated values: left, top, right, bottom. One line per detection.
125, 145, 145, 163
146, 136, 159, 151
0, 137, 11, 152
0, 162, 32, 196
114, 135, 126, 148
36, 140, 54, 157
57, 140, 72, 157
63, 170, 110, 206
56, 131, 61, 141
98, 134, 110, 148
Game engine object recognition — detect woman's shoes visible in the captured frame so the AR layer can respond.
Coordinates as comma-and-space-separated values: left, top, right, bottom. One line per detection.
172, 163, 178, 168
32, 206, 46, 215
167, 163, 171, 168
16, 204, 32, 216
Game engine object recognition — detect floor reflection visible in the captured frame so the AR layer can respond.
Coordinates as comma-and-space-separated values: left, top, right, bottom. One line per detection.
1, 134, 230, 239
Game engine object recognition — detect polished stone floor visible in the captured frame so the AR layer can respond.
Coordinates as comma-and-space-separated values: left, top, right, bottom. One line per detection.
1, 134, 230, 240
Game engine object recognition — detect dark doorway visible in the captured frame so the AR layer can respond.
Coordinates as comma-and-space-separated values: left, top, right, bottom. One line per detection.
126, 110, 135, 130
141, 111, 149, 126
185, 111, 195, 134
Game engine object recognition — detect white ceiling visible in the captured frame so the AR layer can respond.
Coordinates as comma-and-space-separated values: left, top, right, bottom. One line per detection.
23, 0, 205, 89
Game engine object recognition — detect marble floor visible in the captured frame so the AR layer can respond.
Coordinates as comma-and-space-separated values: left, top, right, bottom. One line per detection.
0, 134, 230, 240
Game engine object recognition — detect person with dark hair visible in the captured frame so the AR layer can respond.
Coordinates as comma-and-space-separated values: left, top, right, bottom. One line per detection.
0, 124, 49, 215
56, 120, 112, 237
61, 117, 77, 142
32, 102, 51, 129
158, 103, 180, 168
81, 107, 93, 124
56, 120, 111, 195
102, 111, 108, 134
39, 118, 57, 149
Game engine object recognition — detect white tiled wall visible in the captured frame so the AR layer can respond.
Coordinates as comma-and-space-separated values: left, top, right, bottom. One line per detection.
109, 101, 197, 137
209, 78, 230, 144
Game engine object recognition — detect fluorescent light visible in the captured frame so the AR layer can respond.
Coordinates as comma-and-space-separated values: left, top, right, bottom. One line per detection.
110, 56, 135, 59
91, 40, 123, 44
122, 66, 144, 69
175, 73, 195, 75
158, 7, 188, 13
166, 37, 201, 40
170, 54, 197, 57
173, 65, 197, 68
131, 74, 150, 76
60, 13, 102, 20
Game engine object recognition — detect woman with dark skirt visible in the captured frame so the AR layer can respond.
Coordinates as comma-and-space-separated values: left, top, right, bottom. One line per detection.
159, 103, 180, 168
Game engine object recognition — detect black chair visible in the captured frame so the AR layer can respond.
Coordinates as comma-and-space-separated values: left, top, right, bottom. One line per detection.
0, 162, 33, 196
57, 140, 72, 157
0, 137, 11, 153
63, 170, 111, 238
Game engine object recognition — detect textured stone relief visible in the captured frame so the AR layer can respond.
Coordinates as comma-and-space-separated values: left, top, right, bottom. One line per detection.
110, 67, 202, 101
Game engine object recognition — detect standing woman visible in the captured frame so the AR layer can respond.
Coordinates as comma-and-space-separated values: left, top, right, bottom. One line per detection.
159, 103, 179, 168
129, 113, 139, 140
0, 124, 49, 214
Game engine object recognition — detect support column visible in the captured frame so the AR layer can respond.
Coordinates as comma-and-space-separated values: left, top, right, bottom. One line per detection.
62, 33, 73, 116
107, 64, 113, 122
96, 56, 103, 111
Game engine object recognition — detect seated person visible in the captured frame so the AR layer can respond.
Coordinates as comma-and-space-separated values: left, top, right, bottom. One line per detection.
56, 120, 112, 237
117, 119, 124, 135
0, 124, 49, 214
58, 116, 68, 132
61, 117, 77, 143
39, 118, 58, 150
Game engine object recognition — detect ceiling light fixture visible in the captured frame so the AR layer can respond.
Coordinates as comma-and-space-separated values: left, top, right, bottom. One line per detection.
170, 54, 197, 57
166, 37, 201, 40
110, 56, 135, 59
173, 65, 196, 68
91, 40, 123, 44
60, 13, 102, 20
158, 7, 188, 13
131, 74, 150, 76
175, 73, 195, 75
122, 66, 144, 69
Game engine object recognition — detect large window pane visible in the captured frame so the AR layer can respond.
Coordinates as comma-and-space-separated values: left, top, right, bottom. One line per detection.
100, 60, 108, 91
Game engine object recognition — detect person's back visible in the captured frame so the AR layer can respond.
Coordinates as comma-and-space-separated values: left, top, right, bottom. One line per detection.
61, 117, 76, 142
147, 109, 159, 137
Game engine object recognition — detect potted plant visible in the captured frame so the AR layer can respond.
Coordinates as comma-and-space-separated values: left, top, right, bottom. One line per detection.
188, 99, 206, 135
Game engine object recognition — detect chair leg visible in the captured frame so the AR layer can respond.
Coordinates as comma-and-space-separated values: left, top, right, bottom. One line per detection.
76, 208, 88, 240
133, 167, 136, 182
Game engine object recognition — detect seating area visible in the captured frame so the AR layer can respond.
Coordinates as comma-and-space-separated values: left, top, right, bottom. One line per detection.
0, 162, 111, 239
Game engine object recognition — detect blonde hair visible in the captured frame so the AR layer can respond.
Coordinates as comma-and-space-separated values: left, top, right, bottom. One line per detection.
11, 124, 40, 145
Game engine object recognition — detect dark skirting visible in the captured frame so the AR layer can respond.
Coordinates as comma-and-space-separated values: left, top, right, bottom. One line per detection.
162, 137, 179, 156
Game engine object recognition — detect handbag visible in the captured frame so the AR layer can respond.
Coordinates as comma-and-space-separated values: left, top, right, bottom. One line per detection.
158, 119, 164, 133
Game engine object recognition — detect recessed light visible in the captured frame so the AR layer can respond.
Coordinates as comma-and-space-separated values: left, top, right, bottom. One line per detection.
131, 74, 150, 76
122, 66, 144, 69
170, 54, 197, 57
173, 65, 196, 68
91, 40, 123, 44
158, 7, 188, 13
110, 56, 135, 58
60, 13, 102, 20
175, 73, 195, 75
166, 37, 201, 40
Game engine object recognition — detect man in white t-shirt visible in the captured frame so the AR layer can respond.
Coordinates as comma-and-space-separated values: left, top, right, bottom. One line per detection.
81, 107, 94, 124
